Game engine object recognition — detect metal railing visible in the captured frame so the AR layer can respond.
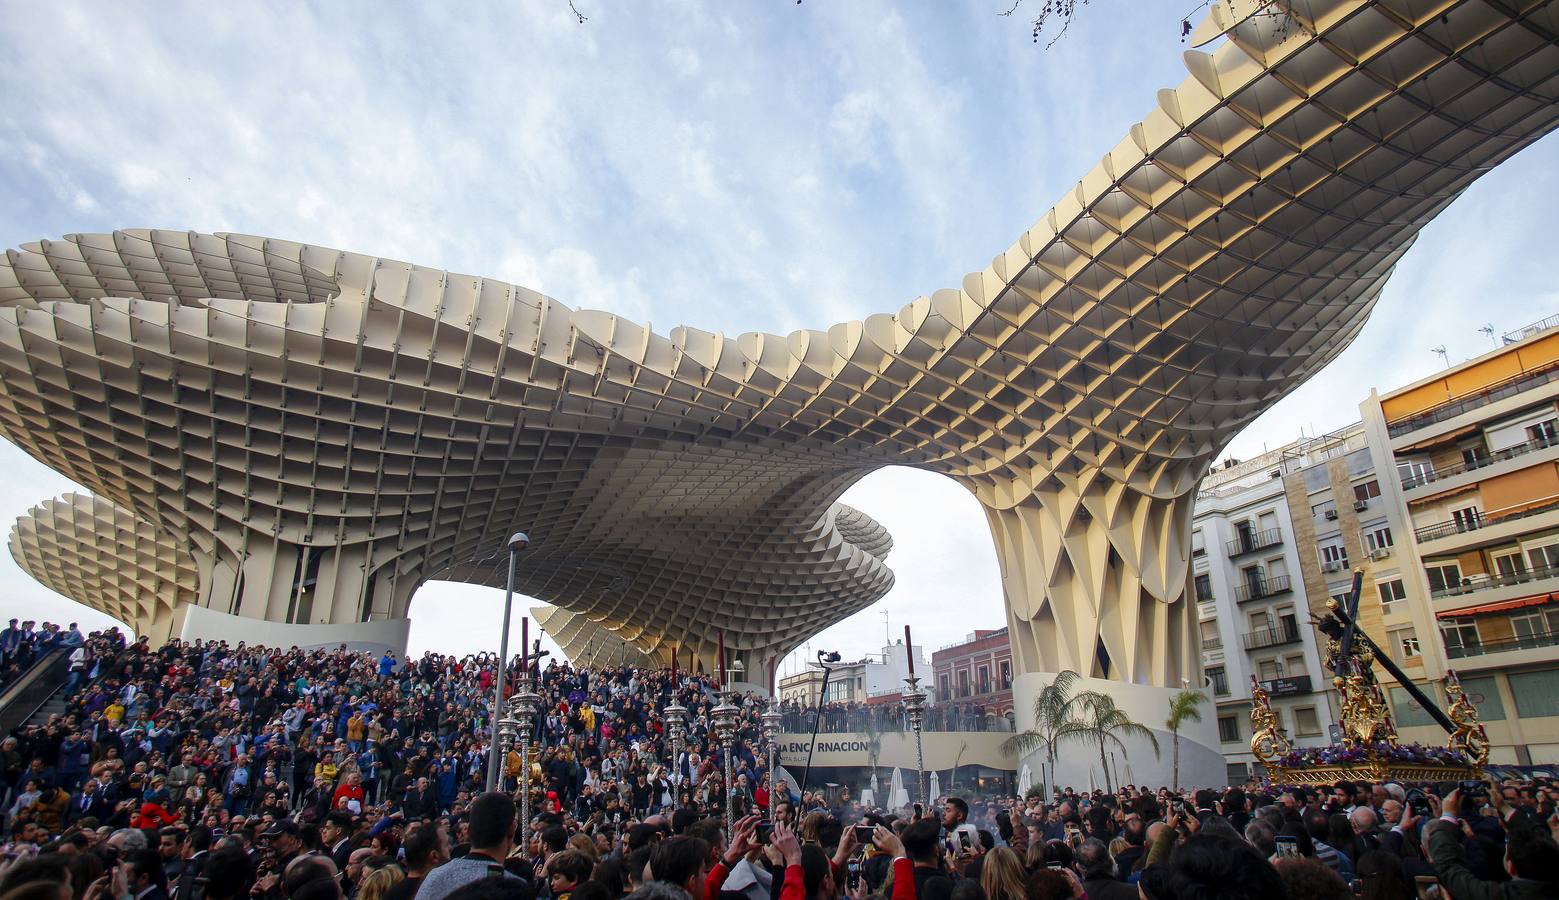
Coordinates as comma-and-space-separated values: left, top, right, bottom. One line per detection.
1226, 528, 1283, 556
1446, 628, 1559, 659
1431, 562, 1559, 599
1201, 636, 1223, 651
1414, 498, 1559, 543
1234, 574, 1293, 604
1243, 623, 1303, 650
1503, 314, 1559, 345
1400, 435, 1559, 490
0, 649, 69, 735
1387, 361, 1559, 437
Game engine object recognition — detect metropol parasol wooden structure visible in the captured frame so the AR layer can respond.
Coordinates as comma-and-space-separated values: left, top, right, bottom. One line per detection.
2, 0, 1557, 772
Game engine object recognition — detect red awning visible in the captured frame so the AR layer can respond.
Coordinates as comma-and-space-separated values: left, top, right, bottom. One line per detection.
1436, 593, 1556, 619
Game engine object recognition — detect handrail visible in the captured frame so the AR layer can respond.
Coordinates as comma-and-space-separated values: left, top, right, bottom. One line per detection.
1430, 562, 1559, 599
1242, 623, 1302, 650
1387, 360, 1559, 437
1401, 435, 1559, 490
0, 648, 70, 734
1502, 314, 1559, 345
1446, 628, 1559, 659
1234, 574, 1293, 604
1226, 528, 1283, 556
1414, 497, 1559, 543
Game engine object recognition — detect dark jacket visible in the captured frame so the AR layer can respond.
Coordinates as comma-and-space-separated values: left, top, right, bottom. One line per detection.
1083, 875, 1140, 900
1427, 817, 1557, 900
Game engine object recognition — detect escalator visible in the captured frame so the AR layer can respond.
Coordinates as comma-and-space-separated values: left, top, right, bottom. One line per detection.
0, 648, 71, 733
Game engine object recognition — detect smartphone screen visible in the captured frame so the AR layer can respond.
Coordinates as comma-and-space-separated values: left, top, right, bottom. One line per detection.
1413, 876, 1440, 900
1274, 836, 1299, 859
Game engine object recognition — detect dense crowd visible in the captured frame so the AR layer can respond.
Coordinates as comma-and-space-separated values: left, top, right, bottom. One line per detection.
0, 620, 85, 692
0, 622, 1555, 900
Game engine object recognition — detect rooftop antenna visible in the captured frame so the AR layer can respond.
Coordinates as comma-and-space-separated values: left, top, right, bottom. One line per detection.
1478, 323, 1497, 346
1431, 345, 1449, 368
882, 610, 891, 647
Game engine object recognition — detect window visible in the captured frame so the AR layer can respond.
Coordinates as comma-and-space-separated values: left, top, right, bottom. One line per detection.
1312, 501, 1337, 519
1440, 618, 1481, 653
1377, 578, 1407, 613
1452, 506, 1482, 532
1492, 550, 1527, 578
1354, 480, 1381, 501
1192, 529, 1206, 558
999, 660, 1011, 689
1207, 665, 1228, 696
1510, 611, 1547, 641
1527, 419, 1558, 444
1387, 626, 1420, 661
1320, 543, 1349, 571
1366, 526, 1394, 553
1200, 620, 1221, 650
1294, 706, 1321, 736
1195, 573, 1214, 602
1528, 543, 1559, 574
957, 669, 969, 698
1426, 562, 1463, 594
939, 675, 950, 699
1397, 458, 1434, 486
1509, 669, 1559, 719
1459, 676, 1506, 720
1389, 686, 1438, 728
1218, 715, 1240, 743
1258, 659, 1282, 681
977, 665, 990, 694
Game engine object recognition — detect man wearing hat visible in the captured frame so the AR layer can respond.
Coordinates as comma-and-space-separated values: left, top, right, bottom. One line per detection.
261, 820, 305, 874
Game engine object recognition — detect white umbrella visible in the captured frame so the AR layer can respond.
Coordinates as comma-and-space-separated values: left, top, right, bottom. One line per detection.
929, 770, 941, 802
889, 767, 910, 809
870, 769, 879, 796
860, 788, 876, 807
1018, 764, 1032, 796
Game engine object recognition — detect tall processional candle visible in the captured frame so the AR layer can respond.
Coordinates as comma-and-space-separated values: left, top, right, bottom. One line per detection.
718, 630, 726, 689
904, 625, 914, 676
521, 617, 528, 680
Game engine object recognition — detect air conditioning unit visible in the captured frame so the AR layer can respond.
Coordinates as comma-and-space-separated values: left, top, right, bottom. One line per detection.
1322, 561, 1343, 573
1325, 509, 1339, 520
1353, 499, 1369, 511
1370, 547, 1391, 560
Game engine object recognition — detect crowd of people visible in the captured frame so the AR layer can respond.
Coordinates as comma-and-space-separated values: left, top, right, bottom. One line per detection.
0, 621, 1555, 900
0, 620, 85, 693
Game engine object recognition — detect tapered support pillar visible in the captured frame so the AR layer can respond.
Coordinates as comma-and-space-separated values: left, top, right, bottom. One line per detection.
976, 478, 1198, 688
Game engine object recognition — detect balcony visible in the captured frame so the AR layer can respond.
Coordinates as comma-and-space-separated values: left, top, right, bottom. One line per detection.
1415, 498, 1559, 544
1201, 636, 1223, 651
1400, 434, 1559, 491
1431, 562, 1559, 600
1386, 360, 1559, 438
1243, 622, 1303, 650
1226, 528, 1283, 557
1445, 628, 1559, 660
1234, 574, 1293, 604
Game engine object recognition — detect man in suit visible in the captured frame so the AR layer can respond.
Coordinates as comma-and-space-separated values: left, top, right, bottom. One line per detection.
322, 811, 356, 870
123, 848, 170, 900
65, 778, 112, 827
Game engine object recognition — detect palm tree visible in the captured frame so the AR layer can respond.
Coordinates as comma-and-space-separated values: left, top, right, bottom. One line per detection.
1165, 689, 1207, 791
1000, 670, 1084, 799
1061, 692, 1160, 793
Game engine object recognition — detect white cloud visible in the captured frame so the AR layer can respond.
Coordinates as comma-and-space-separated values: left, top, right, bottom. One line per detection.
0, 0, 1553, 676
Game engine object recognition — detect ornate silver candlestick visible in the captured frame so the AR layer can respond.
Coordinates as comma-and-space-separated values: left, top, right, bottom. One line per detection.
506, 675, 543, 850
760, 701, 783, 819
710, 692, 741, 836
902, 675, 927, 807
663, 700, 689, 793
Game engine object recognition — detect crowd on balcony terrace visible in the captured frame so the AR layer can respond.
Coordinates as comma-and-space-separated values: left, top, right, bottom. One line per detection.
0, 622, 1555, 900
0, 619, 85, 692
778, 701, 1011, 734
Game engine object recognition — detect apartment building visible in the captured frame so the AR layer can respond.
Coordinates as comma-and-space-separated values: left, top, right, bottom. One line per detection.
1360, 317, 1559, 763
932, 628, 1015, 721
1193, 444, 1343, 781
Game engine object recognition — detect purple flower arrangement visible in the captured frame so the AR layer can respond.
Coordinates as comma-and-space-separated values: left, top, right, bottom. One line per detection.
1275, 741, 1475, 769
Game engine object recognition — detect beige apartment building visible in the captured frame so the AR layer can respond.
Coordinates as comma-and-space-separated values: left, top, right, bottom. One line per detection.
1357, 318, 1559, 763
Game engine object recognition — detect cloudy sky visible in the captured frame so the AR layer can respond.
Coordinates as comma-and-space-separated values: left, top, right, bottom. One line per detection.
0, 1, 1554, 678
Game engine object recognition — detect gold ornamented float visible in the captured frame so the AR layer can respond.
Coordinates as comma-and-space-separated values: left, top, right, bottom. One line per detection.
1251, 574, 1489, 786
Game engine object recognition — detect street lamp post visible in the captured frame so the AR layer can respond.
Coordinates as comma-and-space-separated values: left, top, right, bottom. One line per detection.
485, 531, 529, 792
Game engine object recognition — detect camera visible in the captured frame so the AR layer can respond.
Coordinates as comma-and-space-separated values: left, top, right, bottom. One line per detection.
854, 825, 875, 844
756, 823, 773, 845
